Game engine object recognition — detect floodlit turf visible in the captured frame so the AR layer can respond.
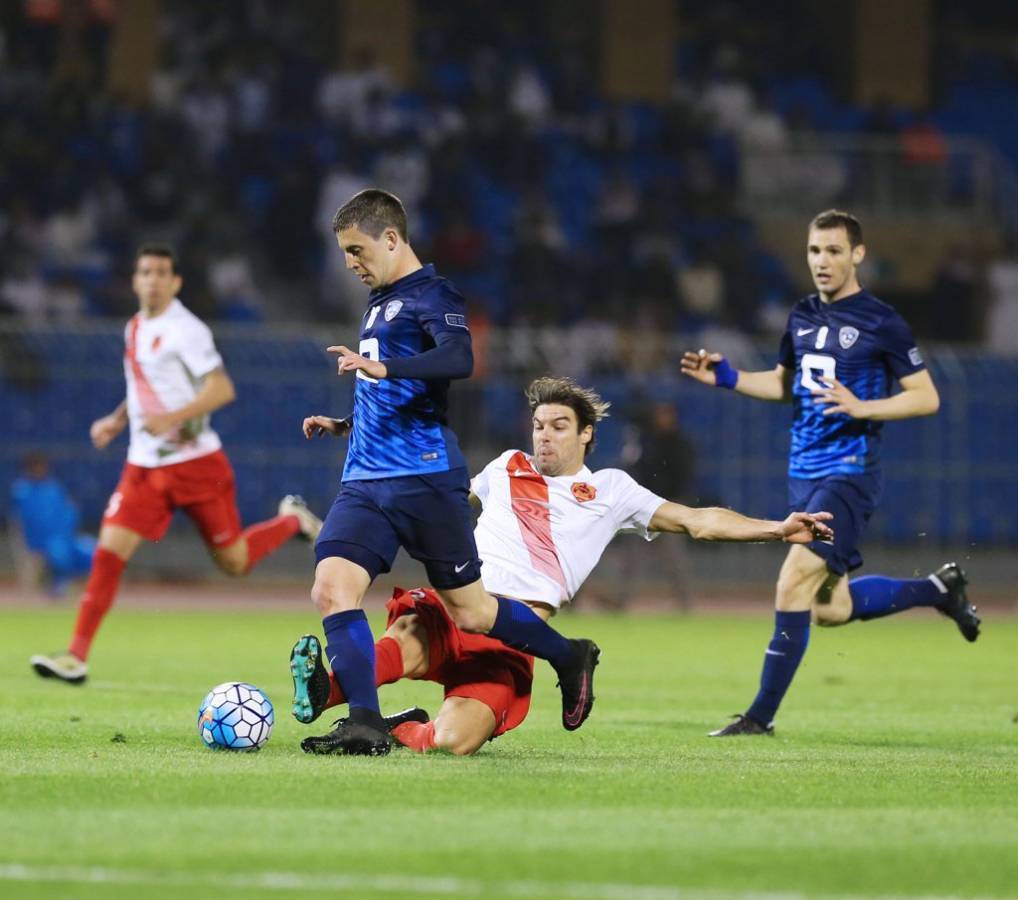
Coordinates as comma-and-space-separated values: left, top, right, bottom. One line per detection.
1, 605, 1016, 899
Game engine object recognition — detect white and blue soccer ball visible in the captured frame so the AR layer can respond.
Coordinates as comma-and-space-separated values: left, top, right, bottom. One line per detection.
197, 682, 274, 751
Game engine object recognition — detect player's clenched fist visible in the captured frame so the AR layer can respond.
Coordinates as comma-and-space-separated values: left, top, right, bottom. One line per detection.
302, 415, 352, 439
680, 348, 723, 385
779, 511, 834, 544
90, 414, 124, 450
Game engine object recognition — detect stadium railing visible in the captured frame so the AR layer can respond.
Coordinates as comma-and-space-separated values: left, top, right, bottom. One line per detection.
1, 320, 1015, 549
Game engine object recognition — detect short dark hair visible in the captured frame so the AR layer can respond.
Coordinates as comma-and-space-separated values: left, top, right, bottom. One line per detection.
332, 189, 409, 242
525, 376, 611, 457
134, 242, 178, 273
809, 209, 863, 248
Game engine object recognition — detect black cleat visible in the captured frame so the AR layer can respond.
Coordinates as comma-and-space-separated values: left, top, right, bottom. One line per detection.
290, 634, 331, 724
553, 639, 600, 731
708, 714, 774, 737
383, 707, 430, 731
932, 562, 980, 643
300, 716, 392, 756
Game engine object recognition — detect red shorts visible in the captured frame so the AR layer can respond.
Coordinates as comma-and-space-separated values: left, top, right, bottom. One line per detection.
102, 449, 242, 547
386, 587, 535, 739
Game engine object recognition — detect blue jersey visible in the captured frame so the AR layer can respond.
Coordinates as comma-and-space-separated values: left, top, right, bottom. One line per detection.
778, 290, 926, 479
343, 264, 471, 482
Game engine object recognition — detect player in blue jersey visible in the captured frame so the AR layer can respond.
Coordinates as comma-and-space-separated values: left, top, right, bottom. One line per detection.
681, 209, 980, 736
297, 189, 601, 755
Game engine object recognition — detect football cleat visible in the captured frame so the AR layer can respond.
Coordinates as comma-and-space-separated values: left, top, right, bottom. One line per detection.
290, 634, 331, 724
553, 639, 600, 731
279, 495, 322, 542
30, 651, 88, 685
383, 707, 430, 731
708, 714, 774, 737
932, 562, 980, 642
301, 717, 392, 756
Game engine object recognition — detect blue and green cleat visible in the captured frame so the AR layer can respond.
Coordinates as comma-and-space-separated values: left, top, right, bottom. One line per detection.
289, 634, 331, 724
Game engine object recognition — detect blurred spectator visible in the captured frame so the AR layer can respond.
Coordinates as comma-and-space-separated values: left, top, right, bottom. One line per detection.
898, 113, 949, 209
9, 452, 96, 596
930, 247, 977, 341
986, 237, 1018, 354
615, 401, 698, 610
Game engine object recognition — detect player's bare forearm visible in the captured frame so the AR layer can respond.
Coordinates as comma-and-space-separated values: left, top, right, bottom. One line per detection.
649, 502, 832, 544
734, 367, 792, 402
653, 503, 782, 541
165, 369, 236, 426
108, 399, 128, 425
814, 370, 939, 420
681, 351, 791, 402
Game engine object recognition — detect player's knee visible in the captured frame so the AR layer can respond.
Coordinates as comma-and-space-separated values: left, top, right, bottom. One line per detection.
310, 578, 357, 615
214, 551, 248, 578
813, 603, 850, 627
432, 723, 484, 756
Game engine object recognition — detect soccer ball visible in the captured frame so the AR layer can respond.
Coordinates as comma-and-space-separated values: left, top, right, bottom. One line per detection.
197, 682, 274, 751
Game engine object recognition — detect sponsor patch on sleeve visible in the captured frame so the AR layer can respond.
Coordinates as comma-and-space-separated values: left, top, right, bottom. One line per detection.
444, 313, 469, 330
908, 347, 923, 366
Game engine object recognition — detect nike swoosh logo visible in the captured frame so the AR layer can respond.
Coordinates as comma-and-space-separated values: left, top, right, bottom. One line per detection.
797, 328, 815, 336
764, 649, 787, 656
454, 561, 471, 573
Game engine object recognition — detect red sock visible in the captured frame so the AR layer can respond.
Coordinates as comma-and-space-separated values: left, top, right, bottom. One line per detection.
69, 548, 127, 661
391, 720, 437, 752
240, 515, 300, 572
325, 635, 406, 710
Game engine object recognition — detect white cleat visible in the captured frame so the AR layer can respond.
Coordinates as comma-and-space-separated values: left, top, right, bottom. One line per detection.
31, 651, 88, 685
279, 495, 322, 542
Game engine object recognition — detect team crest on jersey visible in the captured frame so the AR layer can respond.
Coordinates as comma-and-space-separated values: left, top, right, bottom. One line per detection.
384, 299, 404, 321
838, 326, 859, 349
151, 336, 162, 351
571, 482, 597, 503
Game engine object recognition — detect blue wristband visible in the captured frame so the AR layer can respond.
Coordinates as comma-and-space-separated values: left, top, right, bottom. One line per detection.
714, 357, 739, 390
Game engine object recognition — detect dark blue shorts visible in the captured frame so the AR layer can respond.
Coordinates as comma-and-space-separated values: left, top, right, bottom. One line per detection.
315, 467, 481, 590
788, 472, 883, 576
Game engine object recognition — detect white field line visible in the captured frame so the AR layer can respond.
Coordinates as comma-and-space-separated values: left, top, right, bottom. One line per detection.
0, 862, 984, 900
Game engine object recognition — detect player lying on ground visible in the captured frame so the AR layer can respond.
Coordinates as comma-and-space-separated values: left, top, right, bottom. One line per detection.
30, 244, 322, 685
303, 191, 604, 757
680, 208, 980, 737
291, 376, 833, 755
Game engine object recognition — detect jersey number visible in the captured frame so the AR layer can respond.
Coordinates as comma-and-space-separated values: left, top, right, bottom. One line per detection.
800, 353, 836, 391
357, 338, 379, 383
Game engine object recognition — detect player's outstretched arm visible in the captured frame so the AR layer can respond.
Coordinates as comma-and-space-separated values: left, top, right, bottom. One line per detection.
649, 501, 833, 543
90, 400, 128, 450
142, 368, 236, 436
812, 369, 939, 420
680, 349, 792, 402
302, 415, 352, 439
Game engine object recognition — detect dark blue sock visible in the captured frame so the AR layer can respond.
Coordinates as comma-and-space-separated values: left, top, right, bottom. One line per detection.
745, 610, 811, 727
322, 609, 379, 714
848, 575, 944, 622
488, 596, 573, 667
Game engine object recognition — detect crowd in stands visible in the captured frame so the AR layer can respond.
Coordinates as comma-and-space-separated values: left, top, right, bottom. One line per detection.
1, 0, 1017, 342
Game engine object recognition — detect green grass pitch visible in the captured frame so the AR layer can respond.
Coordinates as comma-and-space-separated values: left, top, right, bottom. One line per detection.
2, 605, 1016, 899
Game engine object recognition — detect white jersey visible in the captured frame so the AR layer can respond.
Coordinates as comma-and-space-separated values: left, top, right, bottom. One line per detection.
123, 299, 225, 468
471, 450, 666, 608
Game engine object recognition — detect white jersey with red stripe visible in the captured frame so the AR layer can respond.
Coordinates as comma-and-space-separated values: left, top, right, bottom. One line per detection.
470, 449, 666, 608
123, 299, 225, 468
